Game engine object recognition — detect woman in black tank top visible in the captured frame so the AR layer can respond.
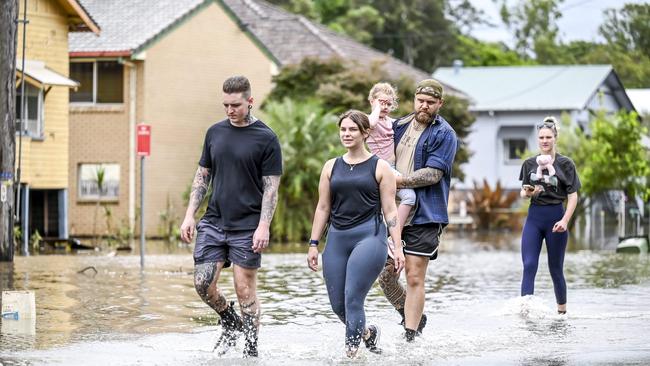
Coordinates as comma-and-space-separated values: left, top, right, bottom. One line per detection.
306, 110, 405, 358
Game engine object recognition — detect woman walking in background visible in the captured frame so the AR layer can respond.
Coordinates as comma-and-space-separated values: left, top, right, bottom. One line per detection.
519, 116, 580, 314
307, 110, 405, 358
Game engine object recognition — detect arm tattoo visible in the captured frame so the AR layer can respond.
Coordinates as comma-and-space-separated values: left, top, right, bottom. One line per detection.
189, 166, 211, 214
385, 216, 398, 229
260, 175, 281, 224
400, 167, 443, 189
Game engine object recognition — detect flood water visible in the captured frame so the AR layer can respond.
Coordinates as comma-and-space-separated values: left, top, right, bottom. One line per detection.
1, 232, 649, 365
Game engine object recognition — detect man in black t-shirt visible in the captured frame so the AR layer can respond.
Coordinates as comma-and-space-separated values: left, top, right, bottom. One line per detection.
180, 76, 282, 358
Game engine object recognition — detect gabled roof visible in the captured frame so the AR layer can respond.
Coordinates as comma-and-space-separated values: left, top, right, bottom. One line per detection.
56, 0, 100, 34
220, 0, 432, 84
69, 0, 206, 57
434, 65, 634, 112
69, 0, 463, 95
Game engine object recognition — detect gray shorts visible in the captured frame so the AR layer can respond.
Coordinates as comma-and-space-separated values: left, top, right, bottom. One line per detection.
193, 219, 261, 269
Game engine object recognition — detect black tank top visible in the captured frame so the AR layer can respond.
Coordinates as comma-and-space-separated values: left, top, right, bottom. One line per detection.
329, 155, 381, 230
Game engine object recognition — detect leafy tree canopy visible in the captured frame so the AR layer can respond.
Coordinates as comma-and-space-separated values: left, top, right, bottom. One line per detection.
264, 57, 475, 181
558, 110, 650, 200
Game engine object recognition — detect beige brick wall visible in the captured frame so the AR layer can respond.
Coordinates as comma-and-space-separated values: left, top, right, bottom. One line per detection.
17, 0, 71, 189
68, 68, 131, 236
140, 2, 275, 235
68, 2, 277, 236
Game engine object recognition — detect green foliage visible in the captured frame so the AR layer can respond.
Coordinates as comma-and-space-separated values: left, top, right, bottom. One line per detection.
13, 226, 21, 244
30, 230, 42, 250
454, 35, 533, 67
93, 166, 106, 244
498, 0, 563, 59
267, 57, 475, 180
600, 3, 650, 56
158, 194, 180, 242
261, 98, 341, 242
266, 0, 459, 70
558, 110, 650, 200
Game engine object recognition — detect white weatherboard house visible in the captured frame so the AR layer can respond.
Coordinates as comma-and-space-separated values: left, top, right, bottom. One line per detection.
434, 65, 636, 190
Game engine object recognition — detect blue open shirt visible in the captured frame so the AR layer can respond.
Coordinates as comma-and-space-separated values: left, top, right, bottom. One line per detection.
393, 113, 458, 225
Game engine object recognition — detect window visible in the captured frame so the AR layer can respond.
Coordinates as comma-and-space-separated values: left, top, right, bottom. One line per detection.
70, 61, 124, 103
504, 139, 527, 162
78, 163, 120, 200
15, 83, 43, 138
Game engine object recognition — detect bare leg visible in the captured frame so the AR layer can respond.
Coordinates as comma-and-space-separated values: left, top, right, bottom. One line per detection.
404, 255, 429, 336
234, 265, 260, 357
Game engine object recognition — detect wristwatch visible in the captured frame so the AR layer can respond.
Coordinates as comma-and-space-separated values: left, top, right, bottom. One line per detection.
308, 239, 319, 247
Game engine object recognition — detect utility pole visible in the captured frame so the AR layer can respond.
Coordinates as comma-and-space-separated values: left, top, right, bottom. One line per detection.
0, 0, 18, 262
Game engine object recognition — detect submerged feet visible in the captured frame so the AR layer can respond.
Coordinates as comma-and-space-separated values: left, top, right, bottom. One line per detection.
363, 325, 382, 354
399, 309, 428, 336
242, 313, 259, 358
213, 301, 243, 356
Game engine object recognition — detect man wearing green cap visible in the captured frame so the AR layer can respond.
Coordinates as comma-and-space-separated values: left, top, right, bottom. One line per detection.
377, 79, 458, 342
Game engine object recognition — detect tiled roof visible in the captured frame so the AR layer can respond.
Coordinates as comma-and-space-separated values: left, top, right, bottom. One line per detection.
69, 0, 463, 95
69, 0, 205, 54
222, 0, 433, 84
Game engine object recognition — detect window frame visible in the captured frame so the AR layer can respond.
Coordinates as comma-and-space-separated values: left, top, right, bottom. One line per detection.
15, 83, 44, 139
77, 163, 121, 202
70, 60, 124, 105
503, 138, 528, 165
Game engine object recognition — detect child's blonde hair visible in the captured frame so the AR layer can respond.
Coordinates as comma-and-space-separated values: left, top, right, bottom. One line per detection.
368, 82, 398, 111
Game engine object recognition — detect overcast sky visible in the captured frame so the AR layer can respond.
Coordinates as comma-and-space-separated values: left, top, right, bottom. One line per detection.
467, 0, 650, 45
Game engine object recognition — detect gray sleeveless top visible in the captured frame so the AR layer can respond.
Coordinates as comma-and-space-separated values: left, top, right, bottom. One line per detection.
329, 155, 381, 230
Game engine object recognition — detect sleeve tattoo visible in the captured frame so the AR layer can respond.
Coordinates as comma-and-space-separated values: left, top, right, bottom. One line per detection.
261, 175, 281, 223
400, 167, 444, 189
189, 166, 211, 213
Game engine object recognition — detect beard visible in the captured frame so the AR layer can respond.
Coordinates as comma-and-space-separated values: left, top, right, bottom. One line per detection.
415, 110, 434, 124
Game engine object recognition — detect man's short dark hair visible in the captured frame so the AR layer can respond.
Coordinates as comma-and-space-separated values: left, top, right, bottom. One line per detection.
223, 76, 251, 99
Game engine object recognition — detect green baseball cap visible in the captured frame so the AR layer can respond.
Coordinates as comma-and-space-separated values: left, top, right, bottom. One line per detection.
415, 79, 444, 99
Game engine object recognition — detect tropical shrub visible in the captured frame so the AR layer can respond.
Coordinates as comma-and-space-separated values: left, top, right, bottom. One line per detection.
467, 179, 520, 230
262, 98, 342, 242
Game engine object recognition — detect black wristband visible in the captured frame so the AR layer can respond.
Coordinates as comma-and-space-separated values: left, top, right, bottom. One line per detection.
308, 239, 319, 247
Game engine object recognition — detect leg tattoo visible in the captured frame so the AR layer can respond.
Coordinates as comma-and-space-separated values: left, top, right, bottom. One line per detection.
194, 262, 228, 313
378, 257, 406, 311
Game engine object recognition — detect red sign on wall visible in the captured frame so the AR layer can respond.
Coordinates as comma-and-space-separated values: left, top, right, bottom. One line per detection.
137, 124, 151, 156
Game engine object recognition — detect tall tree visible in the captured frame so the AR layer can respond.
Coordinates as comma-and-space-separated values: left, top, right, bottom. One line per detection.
371, 0, 457, 71
265, 57, 475, 181
600, 3, 650, 56
499, 0, 564, 60
558, 110, 650, 200
266, 0, 459, 71
1, 0, 18, 261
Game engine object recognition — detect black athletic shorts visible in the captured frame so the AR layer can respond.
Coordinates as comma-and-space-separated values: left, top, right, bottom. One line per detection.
402, 223, 444, 260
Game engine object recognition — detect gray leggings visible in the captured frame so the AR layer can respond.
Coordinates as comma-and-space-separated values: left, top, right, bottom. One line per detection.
322, 217, 388, 348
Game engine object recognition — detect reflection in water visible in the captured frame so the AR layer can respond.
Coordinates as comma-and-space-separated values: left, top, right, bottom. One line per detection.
0, 234, 649, 365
